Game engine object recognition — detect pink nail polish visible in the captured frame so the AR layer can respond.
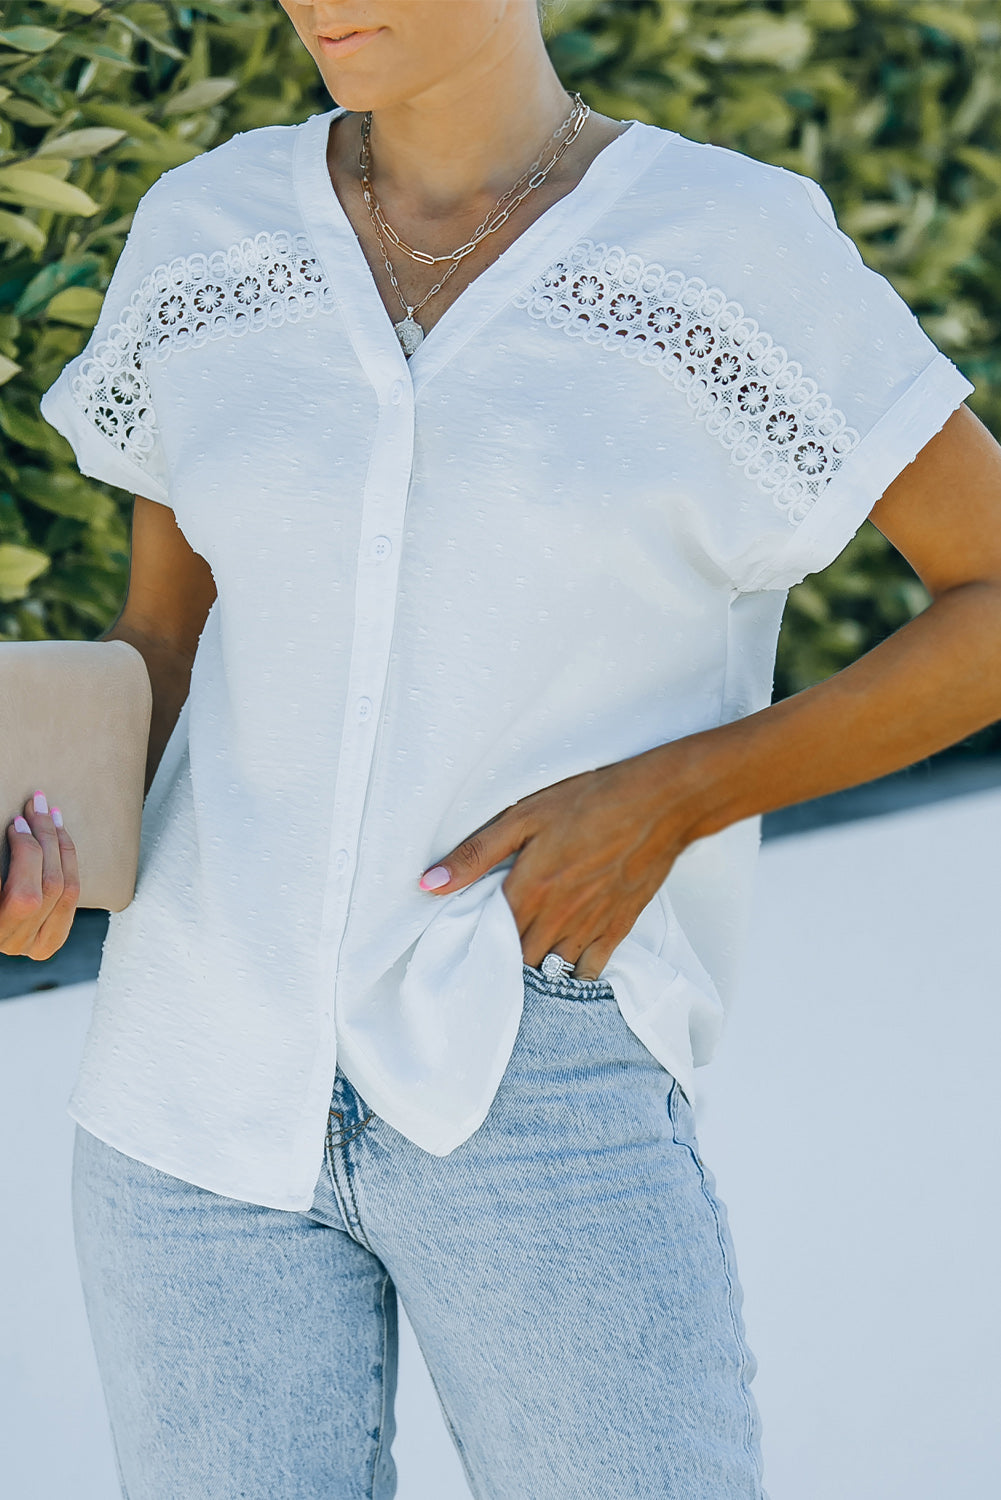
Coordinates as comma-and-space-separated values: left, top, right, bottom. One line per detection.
51, 807, 64, 828
419, 865, 450, 891
33, 790, 48, 815
14, 816, 30, 833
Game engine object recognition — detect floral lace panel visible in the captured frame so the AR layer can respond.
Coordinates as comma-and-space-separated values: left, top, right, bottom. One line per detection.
71, 229, 335, 474
513, 239, 862, 525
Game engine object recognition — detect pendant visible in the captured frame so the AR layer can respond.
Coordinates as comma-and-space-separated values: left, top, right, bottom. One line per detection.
394, 315, 424, 357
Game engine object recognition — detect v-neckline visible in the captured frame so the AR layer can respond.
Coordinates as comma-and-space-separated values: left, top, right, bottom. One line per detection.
293, 104, 669, 395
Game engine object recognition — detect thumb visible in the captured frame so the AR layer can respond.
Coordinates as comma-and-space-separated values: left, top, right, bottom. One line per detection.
419, 806, 526, 895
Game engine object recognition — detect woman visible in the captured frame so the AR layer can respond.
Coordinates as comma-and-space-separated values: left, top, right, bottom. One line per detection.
6, 1, 1001, 1495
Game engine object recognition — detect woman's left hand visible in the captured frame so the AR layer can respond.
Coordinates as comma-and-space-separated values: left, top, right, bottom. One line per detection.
417, 742, 704, 980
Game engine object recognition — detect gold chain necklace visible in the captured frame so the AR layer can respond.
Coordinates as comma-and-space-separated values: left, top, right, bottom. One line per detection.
358, 93, 590, 357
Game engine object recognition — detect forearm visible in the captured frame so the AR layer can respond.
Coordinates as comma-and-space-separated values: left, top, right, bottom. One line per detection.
99, 622, 193, 798
673, 578, 1001, 842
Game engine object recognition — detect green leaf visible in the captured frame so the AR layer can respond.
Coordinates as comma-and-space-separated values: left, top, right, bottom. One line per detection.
0, 398, 62, 451
0, 98, 59, 127
81, 101, 162, 141
114, 14, 186, 63
911, 3, 982, 47
0, 208, 46, 255
0, 27, 63, 55
0, 354, 22, 387
810, 0, 856, 29
163, 78, 239, 115
14, 256, 101, 318
113, 139, 205, 169
35, 127, 127, 159
45, 284, 104, 326
56, 39, 140, 71
18, 466, 116, 525
14, 157, 74, 181
12, 74, 63, 115
842, 200, 910, 234
955, 146, 1001, 189
0, 166, 100, 216
0, 543, 50, 602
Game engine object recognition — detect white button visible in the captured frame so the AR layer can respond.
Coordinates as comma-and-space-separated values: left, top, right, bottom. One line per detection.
356, 696, 373, 721
371, 535, 392, 560
390, 380, 404, 404
334, 848, 350, 873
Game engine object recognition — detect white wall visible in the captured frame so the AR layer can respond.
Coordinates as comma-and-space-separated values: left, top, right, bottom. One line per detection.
695, 787, 1001, 1499
2, 786, 999, 1498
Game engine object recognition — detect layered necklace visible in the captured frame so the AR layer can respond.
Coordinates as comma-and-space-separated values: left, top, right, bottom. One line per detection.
358, 92, 590, 356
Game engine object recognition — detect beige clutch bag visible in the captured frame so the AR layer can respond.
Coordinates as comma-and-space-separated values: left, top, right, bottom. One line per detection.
0, 639, 152, 912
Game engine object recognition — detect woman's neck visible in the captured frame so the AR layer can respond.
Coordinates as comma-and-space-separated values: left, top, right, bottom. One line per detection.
328, 96, 627, 247
357, 76, 575, 221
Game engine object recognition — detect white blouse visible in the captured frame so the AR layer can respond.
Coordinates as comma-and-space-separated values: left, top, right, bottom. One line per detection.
40, 105, 973, 1211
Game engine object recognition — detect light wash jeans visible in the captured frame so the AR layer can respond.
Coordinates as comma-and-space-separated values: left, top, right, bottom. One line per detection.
71, 964, 767, 1499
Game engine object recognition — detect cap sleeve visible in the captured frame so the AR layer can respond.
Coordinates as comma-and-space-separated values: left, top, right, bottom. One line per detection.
39, 185, 171, 507
719, 168, 975, 594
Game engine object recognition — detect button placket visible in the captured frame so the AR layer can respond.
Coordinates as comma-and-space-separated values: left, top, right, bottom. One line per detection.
318, 385, 414, 961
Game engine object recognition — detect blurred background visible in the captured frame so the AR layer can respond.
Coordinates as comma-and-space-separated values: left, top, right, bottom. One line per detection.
1, 2, 1000, 1496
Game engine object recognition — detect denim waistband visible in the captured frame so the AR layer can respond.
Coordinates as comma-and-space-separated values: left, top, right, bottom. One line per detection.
521, 961, 615, 1001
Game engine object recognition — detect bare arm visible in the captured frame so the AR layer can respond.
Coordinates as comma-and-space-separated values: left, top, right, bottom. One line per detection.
419, 402, 1001, 978
100, 495, 217, 798
675, 402, 1001, 835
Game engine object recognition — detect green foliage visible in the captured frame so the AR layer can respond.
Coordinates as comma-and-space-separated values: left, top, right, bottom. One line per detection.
547, 0, 1001, 756
1, 0, 999, 754
0, 0, 329, 642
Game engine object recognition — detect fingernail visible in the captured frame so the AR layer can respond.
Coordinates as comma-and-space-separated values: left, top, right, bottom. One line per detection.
14, 816, 30, 833
419, 865, 450, 891
33, 790, 48, 814
51, 807, 63, 828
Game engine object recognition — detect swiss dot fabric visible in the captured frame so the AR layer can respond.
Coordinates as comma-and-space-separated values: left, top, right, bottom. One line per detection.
40, 106, 973, 1210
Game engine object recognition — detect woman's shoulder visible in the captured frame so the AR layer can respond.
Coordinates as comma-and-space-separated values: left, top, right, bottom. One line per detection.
632, 120, 830, 225
133, 116, 313, 226
122, 116, 318, 267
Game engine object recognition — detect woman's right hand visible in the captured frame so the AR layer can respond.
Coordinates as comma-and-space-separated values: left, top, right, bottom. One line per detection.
1, 791, 81, 960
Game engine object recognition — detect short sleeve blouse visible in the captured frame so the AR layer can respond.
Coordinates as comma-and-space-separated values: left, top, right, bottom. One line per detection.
39, 107, 974, 1210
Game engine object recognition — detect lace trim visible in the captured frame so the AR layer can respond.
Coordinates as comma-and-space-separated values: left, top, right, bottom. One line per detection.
71, 229, 335, 474
513, 239, 861, 525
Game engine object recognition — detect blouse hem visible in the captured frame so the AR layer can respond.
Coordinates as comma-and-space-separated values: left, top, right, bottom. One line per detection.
334, 988, 528, 1159
66, 1101, 321, 1213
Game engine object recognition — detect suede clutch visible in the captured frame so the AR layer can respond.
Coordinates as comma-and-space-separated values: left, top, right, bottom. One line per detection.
0, 639, 152, 912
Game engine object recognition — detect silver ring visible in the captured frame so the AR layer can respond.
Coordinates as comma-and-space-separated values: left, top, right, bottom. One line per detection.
539, 952, 575, 980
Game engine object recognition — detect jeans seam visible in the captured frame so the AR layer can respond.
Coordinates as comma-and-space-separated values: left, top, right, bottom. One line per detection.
668, 1081, 763, 1497
331, 1111, 375, 1146
341, 1129, 377, 1254
324, 1111, 363, 1243
323, 1111, 343, 1200
369, 1270, 392, 1500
